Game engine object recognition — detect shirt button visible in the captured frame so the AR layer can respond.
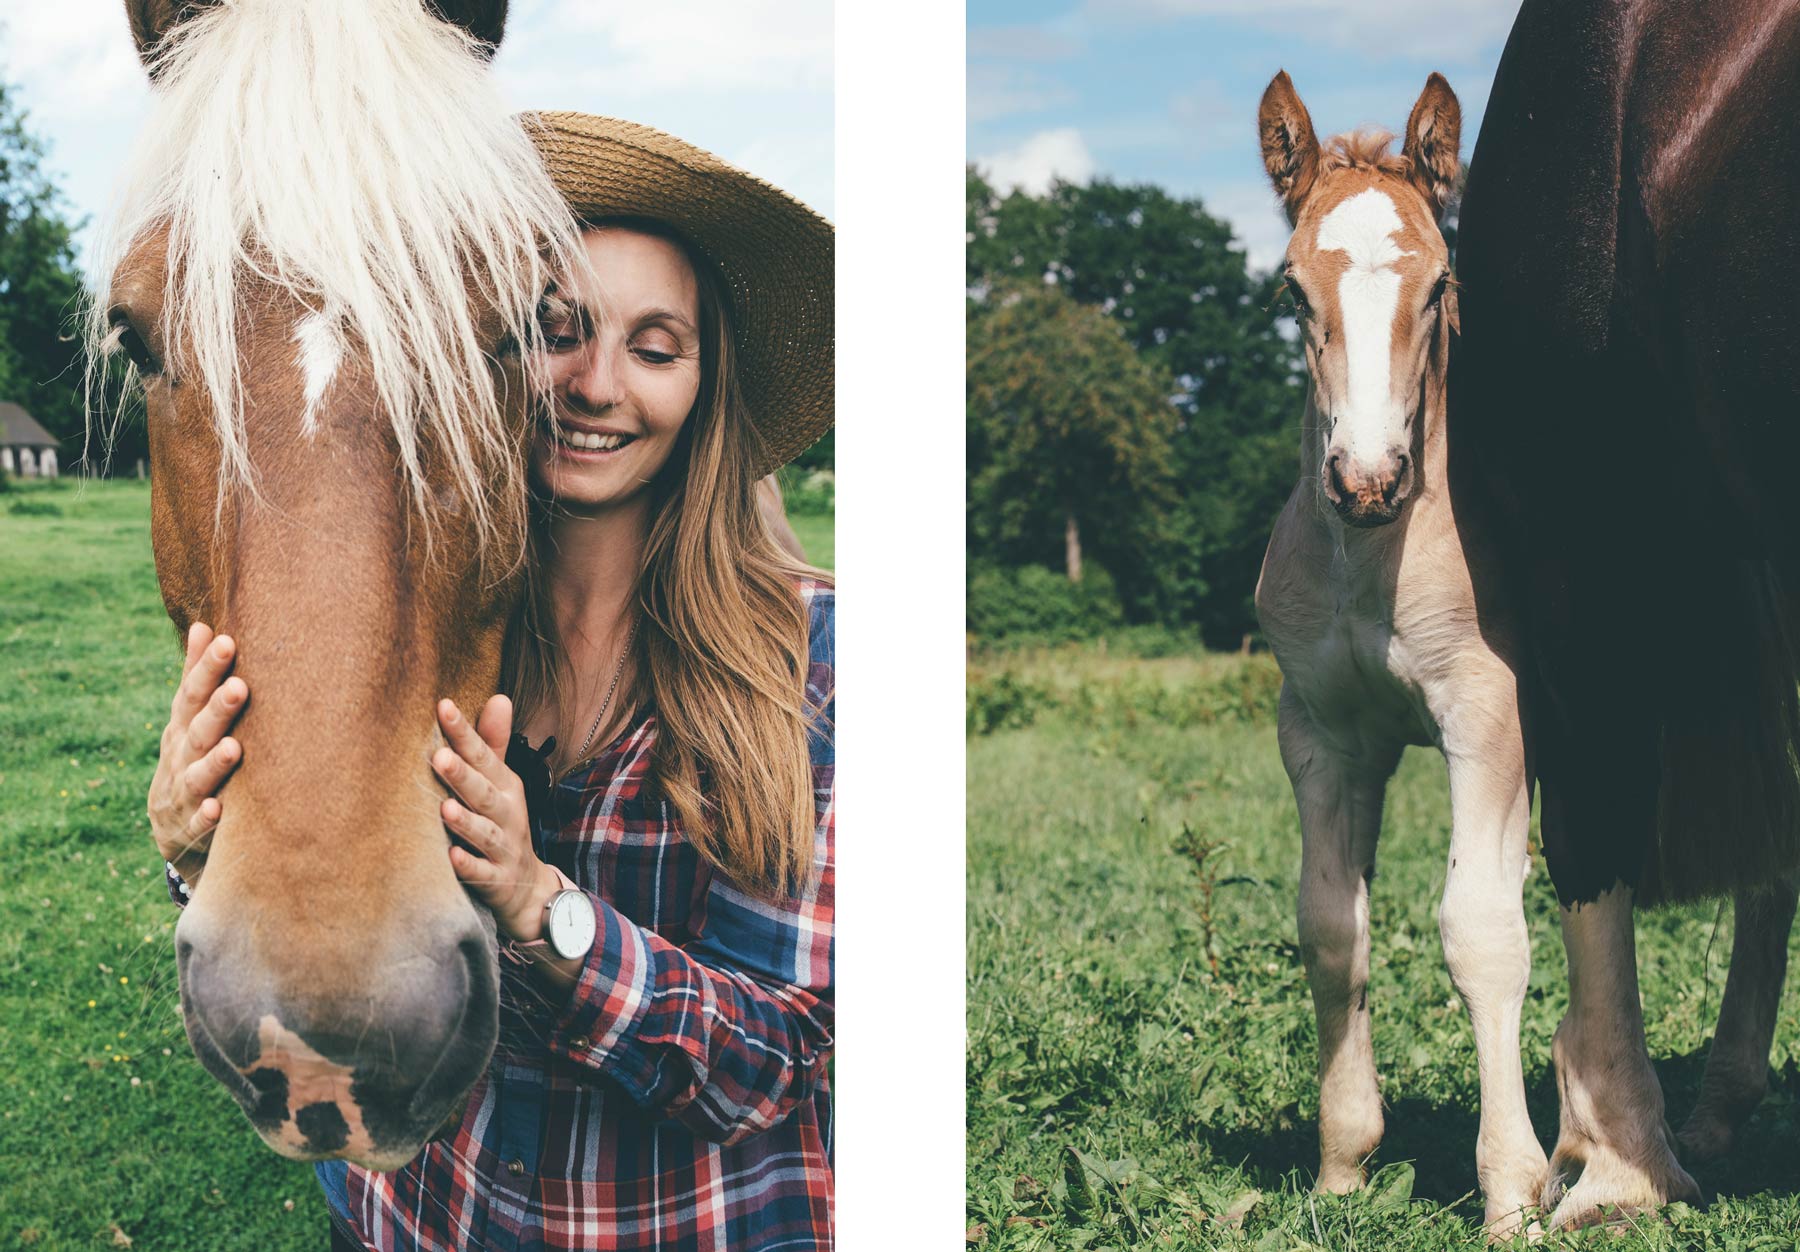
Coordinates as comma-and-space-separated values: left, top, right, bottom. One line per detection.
507, 1159, 525, 1177
571, 1036, 590, 1050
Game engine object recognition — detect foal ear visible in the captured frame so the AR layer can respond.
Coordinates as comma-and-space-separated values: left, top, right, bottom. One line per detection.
424, 0, 509, 57
1259, 71, 1322, 225
124, 0, 221, 77
1403, 73, 1462, 220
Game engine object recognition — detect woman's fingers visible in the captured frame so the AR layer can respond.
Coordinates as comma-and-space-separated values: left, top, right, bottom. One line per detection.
434, 745, 502, 817
475, 694, 513, 757
448, 844, 498, 889
442, 798, 504, 860
185, 676, 248, 756
172, 632, 237, 733
181, 621, 213, 678
179, 796, 222, 859
183, 736, 241, 802
437, 699, 502, 776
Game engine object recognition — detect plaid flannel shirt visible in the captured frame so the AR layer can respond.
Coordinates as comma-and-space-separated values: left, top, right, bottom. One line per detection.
170, 581, 835, 1251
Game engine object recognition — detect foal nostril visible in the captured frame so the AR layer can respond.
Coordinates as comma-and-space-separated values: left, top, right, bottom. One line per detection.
1380, 452, 1414, 507
1324, 452, 1348, 501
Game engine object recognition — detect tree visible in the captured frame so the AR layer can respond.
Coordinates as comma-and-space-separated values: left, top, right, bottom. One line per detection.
967, 278, 1181, 617
0, 74, 101, 468
967, 168, 1305, 644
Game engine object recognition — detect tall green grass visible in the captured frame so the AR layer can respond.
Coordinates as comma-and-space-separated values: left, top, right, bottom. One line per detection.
968, 644, 1800, 1249
0, 479, 325, 1250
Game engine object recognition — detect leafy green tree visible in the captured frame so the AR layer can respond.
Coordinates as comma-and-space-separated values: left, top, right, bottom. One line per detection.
0, 75, 92, 462
967, 168, 1305, 644
967, 278, 1181, 619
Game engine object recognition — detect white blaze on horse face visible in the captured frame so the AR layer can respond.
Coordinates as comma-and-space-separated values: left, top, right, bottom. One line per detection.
1315, 188, 1412, 466
293, 312, 343, 438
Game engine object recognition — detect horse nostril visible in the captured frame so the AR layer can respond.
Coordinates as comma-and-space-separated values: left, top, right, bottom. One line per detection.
1324, 452, 1347, 500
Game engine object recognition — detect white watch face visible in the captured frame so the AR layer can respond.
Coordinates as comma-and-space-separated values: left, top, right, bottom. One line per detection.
546, 890, 596, 960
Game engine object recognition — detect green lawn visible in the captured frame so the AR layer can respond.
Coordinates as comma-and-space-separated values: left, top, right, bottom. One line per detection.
967, 643, 1800, 1249
0, 478, 326, 1250
0, 477, 830, 1250
790, 509, 833, 571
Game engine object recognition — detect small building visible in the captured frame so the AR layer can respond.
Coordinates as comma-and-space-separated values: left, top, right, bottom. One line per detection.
0, 402, 60, 478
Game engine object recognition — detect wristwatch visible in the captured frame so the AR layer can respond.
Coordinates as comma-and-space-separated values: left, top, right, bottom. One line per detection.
513, 864, 596, 963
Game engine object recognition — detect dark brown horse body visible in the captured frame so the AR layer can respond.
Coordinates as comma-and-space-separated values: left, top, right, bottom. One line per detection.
1456, 0, 1800, 1223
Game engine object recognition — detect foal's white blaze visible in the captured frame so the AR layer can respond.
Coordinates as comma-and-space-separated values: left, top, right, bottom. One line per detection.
293, 312, 343, 437
1315, 188, 1411, 467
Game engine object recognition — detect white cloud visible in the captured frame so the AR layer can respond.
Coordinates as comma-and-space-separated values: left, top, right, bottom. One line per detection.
976, 128, 1097, 196
0, 0, 835, 264
490, 0, 833, 214
1095, 0, 1517, 62
1199, 179, 1292, 272
494, 0, 832, 98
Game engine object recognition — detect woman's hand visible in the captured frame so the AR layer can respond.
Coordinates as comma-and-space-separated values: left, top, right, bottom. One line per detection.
147, 623, 248, 889
435, 695, 559, 943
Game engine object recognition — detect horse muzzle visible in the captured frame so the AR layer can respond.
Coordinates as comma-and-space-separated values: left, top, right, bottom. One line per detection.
1323, 447, 1413, 527
174, 905, 498, 1170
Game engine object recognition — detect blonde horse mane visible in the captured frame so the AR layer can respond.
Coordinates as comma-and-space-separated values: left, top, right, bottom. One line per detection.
87, 0, 585, 556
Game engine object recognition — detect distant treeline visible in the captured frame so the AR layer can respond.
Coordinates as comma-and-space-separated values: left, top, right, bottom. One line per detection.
966, 168, 1304, 648
0, 75, 109, 469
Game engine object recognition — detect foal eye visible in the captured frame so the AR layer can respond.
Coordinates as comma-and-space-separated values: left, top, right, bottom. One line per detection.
107, 311, 163, 377
1427, 273, 1451, 308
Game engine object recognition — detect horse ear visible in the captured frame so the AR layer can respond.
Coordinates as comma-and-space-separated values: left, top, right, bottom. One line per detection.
1404, 73, 1462, 220
124, 0, 220, 77
424, 0, 509, 57
1259, 71, 1321, 226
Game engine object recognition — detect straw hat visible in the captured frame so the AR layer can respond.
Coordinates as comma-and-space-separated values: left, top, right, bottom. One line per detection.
524, 112, 833, 476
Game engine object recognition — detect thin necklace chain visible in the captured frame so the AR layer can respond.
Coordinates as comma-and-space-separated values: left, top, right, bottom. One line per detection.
574, 616, 640, 764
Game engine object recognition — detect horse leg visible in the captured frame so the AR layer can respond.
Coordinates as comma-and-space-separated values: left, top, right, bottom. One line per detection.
1678, 875, 1799, 1161
1543, 884, 1701, 1228
1439, 716, 1548, 1236
1280, 690, 1396, 1194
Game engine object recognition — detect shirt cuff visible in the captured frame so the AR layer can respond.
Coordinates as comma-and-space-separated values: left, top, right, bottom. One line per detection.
548, 893, 656, 1080
165, 860, 192, 909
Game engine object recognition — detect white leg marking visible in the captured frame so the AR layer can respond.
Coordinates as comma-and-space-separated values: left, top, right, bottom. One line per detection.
1545, 885, 1700, 1228
1439, 719, 1548, 1236
293, 311, 343, 437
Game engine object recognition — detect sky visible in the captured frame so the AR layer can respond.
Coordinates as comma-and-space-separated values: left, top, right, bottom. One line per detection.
968, 0, 1519, 271
0, 0, 833, 277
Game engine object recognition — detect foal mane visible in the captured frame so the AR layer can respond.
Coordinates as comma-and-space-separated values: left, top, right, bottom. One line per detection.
1321, 128, 1412, 178
88, 0, 584, 558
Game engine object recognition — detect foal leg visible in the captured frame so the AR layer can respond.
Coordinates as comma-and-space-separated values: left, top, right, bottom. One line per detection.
1544, 885, 1701, 1228
1280, 692, 1397, 1194
1678, 875, 1799, 1161
1439, 715, 1548, 1235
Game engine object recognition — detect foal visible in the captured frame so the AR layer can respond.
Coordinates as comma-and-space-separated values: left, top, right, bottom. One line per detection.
1254, 73, 1547, 1234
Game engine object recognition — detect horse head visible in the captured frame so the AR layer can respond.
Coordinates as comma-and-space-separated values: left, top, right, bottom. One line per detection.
1259, 70, 1461, 528
96, 0, 581, 1169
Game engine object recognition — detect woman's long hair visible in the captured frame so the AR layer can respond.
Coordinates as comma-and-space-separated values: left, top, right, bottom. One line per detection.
502, 219, 827, 896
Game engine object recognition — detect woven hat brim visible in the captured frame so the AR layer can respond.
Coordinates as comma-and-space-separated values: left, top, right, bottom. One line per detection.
524, 112, 833, 478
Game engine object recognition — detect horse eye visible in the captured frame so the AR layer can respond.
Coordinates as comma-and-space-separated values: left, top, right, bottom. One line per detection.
1428, 274, 1451, 307
108, 312, 163, 377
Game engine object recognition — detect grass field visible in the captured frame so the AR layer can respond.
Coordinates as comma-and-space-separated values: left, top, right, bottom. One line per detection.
0, 477, 832, 1251
967, 643, 1800, 1249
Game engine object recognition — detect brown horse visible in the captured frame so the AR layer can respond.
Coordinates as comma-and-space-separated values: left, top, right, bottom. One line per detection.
93, 0, 582, 1168
1455, 0, 1800, 1227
